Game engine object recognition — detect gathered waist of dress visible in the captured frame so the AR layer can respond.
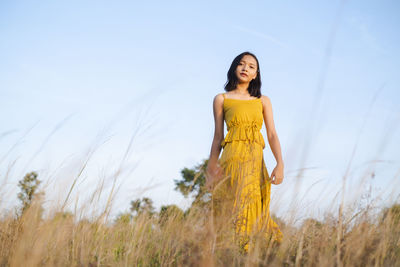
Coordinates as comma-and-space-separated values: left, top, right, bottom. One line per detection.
221, 121, 265, 149
226, 121, 262, 131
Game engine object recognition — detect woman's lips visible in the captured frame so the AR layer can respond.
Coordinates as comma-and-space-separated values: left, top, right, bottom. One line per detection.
240, 73, 248, 77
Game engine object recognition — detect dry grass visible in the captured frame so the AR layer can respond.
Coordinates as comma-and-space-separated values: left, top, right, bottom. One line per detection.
0, 181, 399, 266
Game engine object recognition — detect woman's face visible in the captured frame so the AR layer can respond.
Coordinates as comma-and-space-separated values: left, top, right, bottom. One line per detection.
235, 55, 258, 83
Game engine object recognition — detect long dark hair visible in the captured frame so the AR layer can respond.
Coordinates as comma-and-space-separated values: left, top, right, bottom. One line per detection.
224, 51, 262, 98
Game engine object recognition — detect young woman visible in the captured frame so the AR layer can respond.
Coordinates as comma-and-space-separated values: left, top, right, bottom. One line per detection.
205, 51, 284, 253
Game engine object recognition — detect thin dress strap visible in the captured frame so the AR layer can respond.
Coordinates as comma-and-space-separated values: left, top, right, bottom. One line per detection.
222, 93, 226, 99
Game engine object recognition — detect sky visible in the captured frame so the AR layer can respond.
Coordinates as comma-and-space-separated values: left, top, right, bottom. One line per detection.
1, 0, 399, 223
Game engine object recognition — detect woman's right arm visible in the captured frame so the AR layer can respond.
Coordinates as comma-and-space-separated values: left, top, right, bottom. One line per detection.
206, 94, 224, 190
208, 93, 224, 165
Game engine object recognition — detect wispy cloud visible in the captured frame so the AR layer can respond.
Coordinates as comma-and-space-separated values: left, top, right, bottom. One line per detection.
231, 24, 324, 59
232, 25, 290, 49
349, 16, 387, 55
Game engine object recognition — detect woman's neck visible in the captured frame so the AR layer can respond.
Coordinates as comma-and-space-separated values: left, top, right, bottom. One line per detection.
234, 83, 250, 95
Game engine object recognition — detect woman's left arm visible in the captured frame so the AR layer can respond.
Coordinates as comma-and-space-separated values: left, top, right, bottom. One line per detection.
261, 95, 284, 185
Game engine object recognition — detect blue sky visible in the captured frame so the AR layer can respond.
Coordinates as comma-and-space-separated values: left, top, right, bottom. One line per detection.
1, 0, 399, 222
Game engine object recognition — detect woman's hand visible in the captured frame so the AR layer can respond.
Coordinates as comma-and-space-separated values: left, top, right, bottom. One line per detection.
270, 163, 284, 185
205, 162, 224, 192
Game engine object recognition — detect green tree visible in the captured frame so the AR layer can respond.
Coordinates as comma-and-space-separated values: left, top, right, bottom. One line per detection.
17, 171, 42, 214
158, 204, 184, 225
173, 159, 210, 207
114, 212, 133, 224
130, 197, 155, 217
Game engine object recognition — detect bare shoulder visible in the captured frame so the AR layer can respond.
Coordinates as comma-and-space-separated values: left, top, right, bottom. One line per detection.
260, 95, 272, 107
213, 93, 225, 105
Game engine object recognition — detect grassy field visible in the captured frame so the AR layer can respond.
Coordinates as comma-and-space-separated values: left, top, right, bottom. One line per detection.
0, 184, 399, 266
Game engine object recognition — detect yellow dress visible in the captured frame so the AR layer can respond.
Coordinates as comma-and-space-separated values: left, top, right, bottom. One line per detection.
211, 93, 283, 253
